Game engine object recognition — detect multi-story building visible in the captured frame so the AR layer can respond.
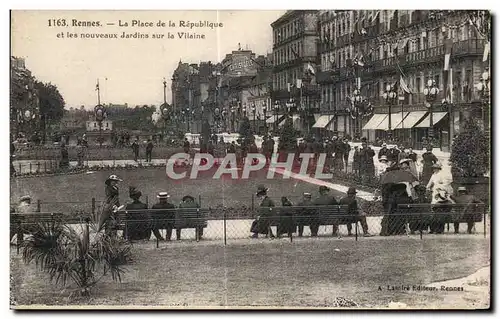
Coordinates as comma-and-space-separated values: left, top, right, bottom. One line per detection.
10, 56, 40, 137
316, 10, 489, 149
271, 10, 321, 134
59, 107, 89, 132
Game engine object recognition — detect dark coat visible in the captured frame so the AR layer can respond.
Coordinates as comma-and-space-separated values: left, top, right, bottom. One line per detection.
151, 201, 176, 228
378, 147, 389, 159
176, 200, 203, 229
296, 198, 315, 226
339, 196, 359, 224
450, 194, 482, 223
125, 200, 151, 240
253, 196, 275, 234
421, 151, 438, 184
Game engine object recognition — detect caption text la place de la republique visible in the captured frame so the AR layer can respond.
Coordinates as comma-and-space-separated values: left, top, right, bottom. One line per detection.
52, 19, 223, 40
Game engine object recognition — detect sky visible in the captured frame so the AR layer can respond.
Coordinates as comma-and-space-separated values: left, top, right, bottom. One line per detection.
11, 10, 286, 109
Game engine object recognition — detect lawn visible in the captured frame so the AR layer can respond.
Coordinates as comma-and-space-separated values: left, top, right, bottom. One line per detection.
10, 236, 490, 309
10, 167, 346, 214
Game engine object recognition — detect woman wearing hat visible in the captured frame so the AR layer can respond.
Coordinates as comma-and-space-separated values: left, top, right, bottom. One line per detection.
377, 156, 390, 176
421, 146, 439, 185
313, 186, 338, 237
124, 188, 151, 241
98, 174, 123, 235
250, 185, 275, 239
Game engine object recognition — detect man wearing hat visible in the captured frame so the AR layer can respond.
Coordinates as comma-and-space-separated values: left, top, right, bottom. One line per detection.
250, 185, 275, 238
421, 146, 439, 185
377, 155, 390, 177
313, 186, 338, 236
378, 143, 389, 160
151, 192, 176, 241
176, 195, 204, 240
296, 192, 314, 237
339, 187, 371, 237
99, 174, 123, 235
452, 186, 483, 234
125, 187, 151, 241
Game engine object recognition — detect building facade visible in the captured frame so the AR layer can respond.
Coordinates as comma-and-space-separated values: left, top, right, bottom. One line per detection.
271, 10, 321, 135
316, 10, 489, 149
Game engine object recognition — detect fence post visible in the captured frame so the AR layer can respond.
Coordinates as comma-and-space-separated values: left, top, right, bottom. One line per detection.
196, 209, 200, 242
29, 162, 32, 173
18, 162, 21, 173
44, 161, 47, 173
420, 209, 423, 240
223, 210, 227, 246
198, 195, 202, 207
145, 195, 149, 207
91, 197, 96, 221
36, 200, 41, 212
16, 220, 22, 254
251, 194, 255, 213
355, 218, 358, 242
484, 207, 487, 238
37, 162, 40, 172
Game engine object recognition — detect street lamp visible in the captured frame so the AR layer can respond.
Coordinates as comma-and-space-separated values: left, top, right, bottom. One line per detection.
221, 109, 227, 132
251, 104, 256, 133
382, 84, 398, 141
94, 104, 106, 147
161, 104, 169, 139
242, 104, 247, 118
183, 107, 191, 132
262, 102, 268, 134
350, 89, 368, 139
476, 68, 490, 133
230, 106, 236, 132
423, 79, 439, 144
274, 101, 279, 133
214, 107, 220, 133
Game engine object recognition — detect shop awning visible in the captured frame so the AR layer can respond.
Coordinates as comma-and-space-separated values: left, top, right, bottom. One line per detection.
394, 111, 428, 129
362, 114, 387, 130
414, 112, 448, 128
266, 115, 283, 124
313, 113, 321, 121
312, 115, 334, 128
376, 112, 409, 131
279, 115, 300, 127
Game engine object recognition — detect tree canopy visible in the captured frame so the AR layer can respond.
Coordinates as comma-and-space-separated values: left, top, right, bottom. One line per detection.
35, 81, 65, 122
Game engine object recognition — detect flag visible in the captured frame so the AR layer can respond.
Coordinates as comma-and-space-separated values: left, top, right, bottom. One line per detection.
287, 83, 292, 92
442, 38, 453, 102
296, 79, 302, 89
306, 63, 315, 75
95, 82, 99, 91
483, 41, 490, 62
400, 76, 412, 94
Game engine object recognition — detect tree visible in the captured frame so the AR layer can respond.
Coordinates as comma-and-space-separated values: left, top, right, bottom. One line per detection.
35, 81, 65, 122
450, 118, 490, 178
278, 115, 299, 151
21, 219, 132, 297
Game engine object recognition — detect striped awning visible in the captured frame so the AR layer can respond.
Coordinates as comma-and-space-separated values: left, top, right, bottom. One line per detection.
394, 111, 428, 129
266, 115, 283, 124
312, 115, 334, 128
279, 115, 300, 127
376, 112, 409, 131
362, 114, 387, 130
415, 112, 448, 128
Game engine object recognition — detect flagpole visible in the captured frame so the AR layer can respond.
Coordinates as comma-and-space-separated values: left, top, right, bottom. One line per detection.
96, 79, 101, 105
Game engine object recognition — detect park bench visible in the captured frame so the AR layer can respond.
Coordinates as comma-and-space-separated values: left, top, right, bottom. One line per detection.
257, 205, 353, 238
397, 203, 487, 235
11, 212, 66, 253
113, 208, 210, 242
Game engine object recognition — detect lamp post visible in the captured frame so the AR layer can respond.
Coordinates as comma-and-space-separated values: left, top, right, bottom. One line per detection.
382, 83, 398, 141
183, 107, 191, 132
423, 79, 439, 145
476, 68, 490, 133
230, 106, 236, 133
221, 109, 227, 132
274, 101, 279, 133
262, 102, 268, 134
251, 104, 256, 133
94, 104, 106, 147
214, 107, 220, 133
350, 89, 367, 139
242, 104, 247, 118
160, 104, 169, 139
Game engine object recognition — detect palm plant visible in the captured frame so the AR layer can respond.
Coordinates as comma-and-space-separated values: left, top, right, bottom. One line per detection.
21, 218, 132, 296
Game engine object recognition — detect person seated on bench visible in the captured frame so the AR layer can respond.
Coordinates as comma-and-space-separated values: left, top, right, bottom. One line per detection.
125, 187, 151, 241
296, 192, 314, 237
10, 195, 34, 243
176, 195, 203, 240
339, 187, 372, 237
151, 191, 176, 241
314, 186, 338, 236
250, 185, 275, 239
451, 186, 483, 234
277, 196, 294, 238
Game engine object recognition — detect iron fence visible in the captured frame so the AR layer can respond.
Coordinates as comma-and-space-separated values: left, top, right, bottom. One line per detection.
11, 201, 490, 252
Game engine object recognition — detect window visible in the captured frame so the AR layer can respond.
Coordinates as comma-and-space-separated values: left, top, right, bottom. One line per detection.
456, 71, 462, 101
416, 77, 421, 93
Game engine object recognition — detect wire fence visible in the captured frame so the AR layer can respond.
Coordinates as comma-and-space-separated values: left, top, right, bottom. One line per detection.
12, 201, 490, 252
